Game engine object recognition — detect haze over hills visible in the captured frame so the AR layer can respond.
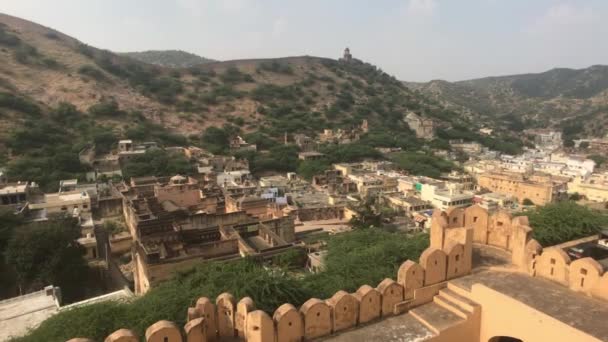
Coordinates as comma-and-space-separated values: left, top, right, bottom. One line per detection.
408, 65, 608, 137
121, 50, 216, 68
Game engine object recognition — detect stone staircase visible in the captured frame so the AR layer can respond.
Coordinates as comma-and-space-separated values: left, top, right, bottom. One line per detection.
407, 283, 480, 341
323, 282, 481, 341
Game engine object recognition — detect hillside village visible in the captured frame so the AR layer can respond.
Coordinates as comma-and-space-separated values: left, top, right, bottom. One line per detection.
0, 9, 608, 342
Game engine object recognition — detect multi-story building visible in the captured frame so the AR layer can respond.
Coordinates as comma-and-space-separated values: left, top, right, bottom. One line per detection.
477, 171, 567, 205
419, 182, 474, 210
568, 174, 608, 202
120, 175, 297, 294
0, 181, 32, 209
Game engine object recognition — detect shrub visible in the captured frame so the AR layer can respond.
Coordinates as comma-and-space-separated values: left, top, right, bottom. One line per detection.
257, 61, 293, 75
220, 66, 253, 84
88, 98, 122, 117
78, 65, 108, 82
0, 92, 41, 116
0, 25, 20, 46
121, 149, 192, 179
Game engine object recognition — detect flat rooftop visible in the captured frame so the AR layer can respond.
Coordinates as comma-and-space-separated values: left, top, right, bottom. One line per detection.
321, 310, 434, 342
0, 290, 59, 341
451, 270, 608, 341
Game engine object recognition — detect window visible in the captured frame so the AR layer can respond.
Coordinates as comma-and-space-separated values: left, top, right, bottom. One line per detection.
473, 216, 478, 223
580, 268, 588, 275
550, 258, 556, 265
497, 221, 503, 227
83, 204, 88, 209
455, 255, 460, 261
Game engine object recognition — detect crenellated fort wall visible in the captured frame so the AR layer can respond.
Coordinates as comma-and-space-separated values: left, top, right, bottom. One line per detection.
66, 204, 608, 342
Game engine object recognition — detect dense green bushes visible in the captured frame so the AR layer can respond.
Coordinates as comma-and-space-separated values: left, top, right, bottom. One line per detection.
125, 119, 188, 147
88, 98, 123, 117
0, 92, 41, 116
5, 217, 88, 303
0, 24, 20, 46
78, 65, 109, 82
391, 152, 457, 178
220, 66, 254, 84
257, 61, 293, 74
201, 126, 232, 154
320, 143, 382, 163
525, 201, 608, 246
121, 149, 193, 179
14, 229, 428, 342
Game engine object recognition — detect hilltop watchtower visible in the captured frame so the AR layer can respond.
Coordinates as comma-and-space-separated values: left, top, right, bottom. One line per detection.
342, 47, 352, 62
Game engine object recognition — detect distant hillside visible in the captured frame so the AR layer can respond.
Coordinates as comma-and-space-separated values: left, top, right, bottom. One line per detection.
121, 50, 215, 68
2, 12, 508, 190
408, 65, 608, 138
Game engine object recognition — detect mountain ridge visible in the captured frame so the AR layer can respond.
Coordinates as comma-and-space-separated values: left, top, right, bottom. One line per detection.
121, 50, 216, 68
408, 64, 608, 138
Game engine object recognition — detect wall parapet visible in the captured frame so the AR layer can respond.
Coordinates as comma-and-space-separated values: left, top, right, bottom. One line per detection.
68, 206, 476, 341
68, 249, 471, 341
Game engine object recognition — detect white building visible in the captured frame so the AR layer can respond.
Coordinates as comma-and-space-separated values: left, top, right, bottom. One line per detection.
419, 182, 474, 210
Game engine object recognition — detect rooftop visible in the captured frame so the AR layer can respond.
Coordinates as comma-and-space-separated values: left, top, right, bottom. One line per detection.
322, 309, 434, 342
0, 182, 28, 195
451, 270, 608, 341
0, 288, 60, 341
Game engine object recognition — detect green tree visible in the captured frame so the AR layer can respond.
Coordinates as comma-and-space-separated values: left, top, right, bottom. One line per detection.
296, 160, 330, 180
121, 149, 192, 179
349, 199, 382, 229
391, 152, 456, 178
525, 202, 608, 246
0, 208, 22, 252
5, 217, 88, 301
88, 98, 122, 117
201, 126, 230, 154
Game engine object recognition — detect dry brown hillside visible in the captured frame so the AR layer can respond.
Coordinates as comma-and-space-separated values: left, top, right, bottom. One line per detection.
0, 13, 451, 138
0, 13, 520, 193
0, 13, 166, 124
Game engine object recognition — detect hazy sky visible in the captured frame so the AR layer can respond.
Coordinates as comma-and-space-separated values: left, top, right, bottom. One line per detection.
2, 0, 607, 82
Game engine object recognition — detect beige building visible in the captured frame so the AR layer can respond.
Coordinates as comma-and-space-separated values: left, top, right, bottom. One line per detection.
28, 190, 92, 215
477, 171, 567, 205
0, 181, 31, 208
154, 175, 201, 209
569, 174, 608, 202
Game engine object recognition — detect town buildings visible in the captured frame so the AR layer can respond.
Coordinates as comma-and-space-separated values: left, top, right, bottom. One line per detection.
120, 175, 297, 294
569, 173, 608, 202
477, 171, 568, 205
